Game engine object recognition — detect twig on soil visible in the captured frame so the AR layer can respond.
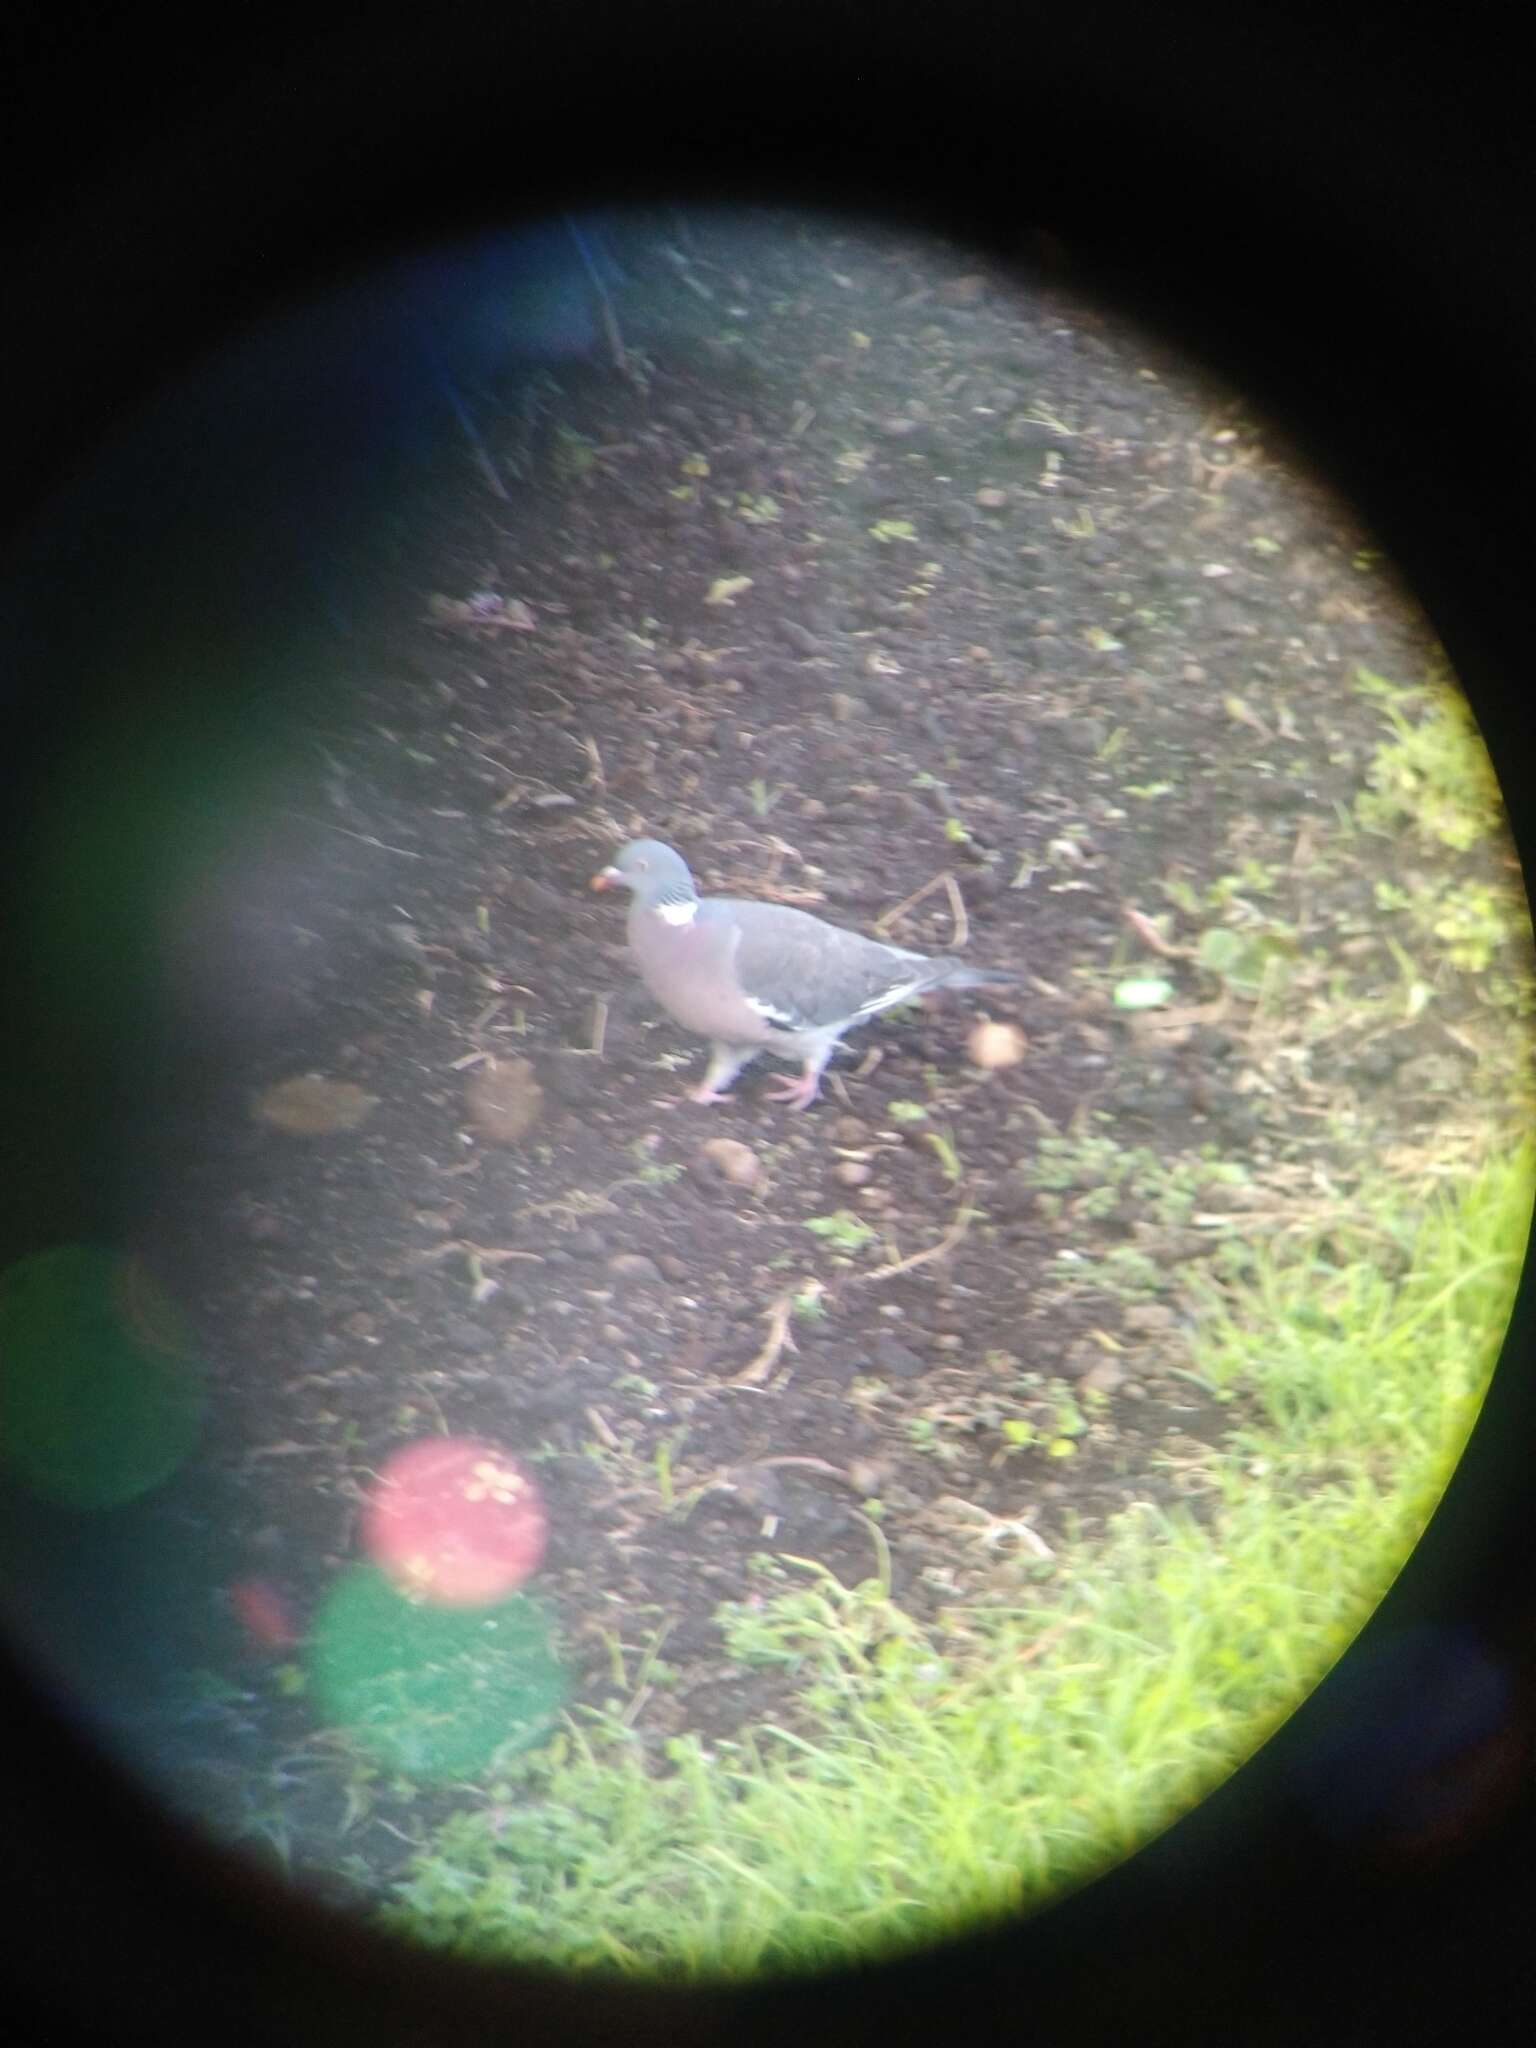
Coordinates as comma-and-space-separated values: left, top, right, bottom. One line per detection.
942, 1496, 1056, 1559
285, 813, 424, 859
560, 996, 609, 1059
413, 1239, 546, 1266
943, 872, 969, 949
618, 1623, 674, 1729
729, 1292, 800, 1385
585, 1406, 621, 1450
856, 1191, 974, 1285
749, 1455, 857, 1482
578, 733, 607, 792
874, 869, 950, 935
1122, 905, 1190, 958
735, 837, 825, 906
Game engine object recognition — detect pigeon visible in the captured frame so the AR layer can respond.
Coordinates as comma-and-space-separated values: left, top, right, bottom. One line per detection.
591, 838, 1023, 1108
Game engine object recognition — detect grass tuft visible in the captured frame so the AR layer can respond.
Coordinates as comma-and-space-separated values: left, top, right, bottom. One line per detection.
384, 1142, 1532, 1981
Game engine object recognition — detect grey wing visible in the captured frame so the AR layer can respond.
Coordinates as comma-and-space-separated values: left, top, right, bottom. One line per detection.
716, 900, 936, 1031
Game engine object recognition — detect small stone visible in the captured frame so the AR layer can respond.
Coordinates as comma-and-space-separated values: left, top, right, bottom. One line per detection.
464, 1057, 544, 1145
828, 691, 868, 724
1059, 1338, 1102, 1379
833, 1160, 872, 1187
607, 1253, 663, 1285
698, 1137, 763, 1189
975, 487, 1009, 510
656, 1252, 689, 1283
873, 1334, 926, 1378
935, 1333, 964, 1352
1081, 1359, 1125, 1395
835, 1116, 871, 1144
255, 1075, 379, 1137
1061, 716, 1108, 756
1121, 1303, 1177, 1335
968, 1020, 1027, 1070
778, 619, 822, 658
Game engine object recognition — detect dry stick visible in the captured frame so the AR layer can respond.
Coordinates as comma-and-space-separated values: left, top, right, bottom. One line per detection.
1122, 905, 1189, 958
579, 733, 607, 792
857, 1191, 974, 1285
750, 1455, 855, 1480
729, 1293, 799, 1385
287, 813, 424, 859
874, 869, 950, 935
943, 871, 969, 949
589, 996, 608, 1059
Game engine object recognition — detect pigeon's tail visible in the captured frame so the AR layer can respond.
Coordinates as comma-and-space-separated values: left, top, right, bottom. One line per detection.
935, 961, 1025, 992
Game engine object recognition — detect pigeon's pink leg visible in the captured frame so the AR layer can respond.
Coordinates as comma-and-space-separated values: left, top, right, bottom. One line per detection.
762, 1059, 827, 1110
681, 1043, 756, 1106
686, 1081, 736, 1106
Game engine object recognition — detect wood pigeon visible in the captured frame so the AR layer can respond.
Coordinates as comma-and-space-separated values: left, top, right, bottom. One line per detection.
591, 838, 1023, 1108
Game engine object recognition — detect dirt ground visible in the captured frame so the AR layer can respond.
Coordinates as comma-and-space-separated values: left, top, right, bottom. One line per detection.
18, 211, 1522, 1903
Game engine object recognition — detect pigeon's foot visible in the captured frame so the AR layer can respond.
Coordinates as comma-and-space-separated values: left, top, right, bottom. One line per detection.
686, 1082, 736, 1106
762, 1071, 823, 1111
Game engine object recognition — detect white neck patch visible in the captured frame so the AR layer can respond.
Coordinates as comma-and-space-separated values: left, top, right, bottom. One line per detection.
655, 898, 699, 927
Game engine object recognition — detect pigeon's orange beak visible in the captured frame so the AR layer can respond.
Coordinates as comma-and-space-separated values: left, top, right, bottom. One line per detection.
590, 867, 621, 892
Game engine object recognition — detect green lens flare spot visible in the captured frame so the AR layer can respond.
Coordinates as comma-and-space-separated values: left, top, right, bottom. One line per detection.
309, 1565, 567, 1780
0, 1245, 206, 1509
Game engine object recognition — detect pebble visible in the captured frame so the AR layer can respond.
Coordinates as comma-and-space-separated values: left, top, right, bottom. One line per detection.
777, 619, 822, 657
1081, 1360, 1125, 1395
833, 1160, 872, 1187
874, 1334, 926, 1378
1061, 716, 1108, 756
464, 1057, 544, 1144
697, 1136, 763, 1189
968, 1020, 1027, 1070
607, 1254, 663, 1285
1059, 1338, 1104, 1379
1121, 1303, 1177, 1335
835, 1116, 872, 1144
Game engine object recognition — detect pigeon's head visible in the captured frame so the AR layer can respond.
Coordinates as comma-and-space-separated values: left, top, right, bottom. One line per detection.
590, 839, 697, 903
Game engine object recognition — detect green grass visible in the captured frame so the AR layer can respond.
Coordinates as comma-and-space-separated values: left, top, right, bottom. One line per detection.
1353, 668, 1506, 853
383, 1142, 1532, 1982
